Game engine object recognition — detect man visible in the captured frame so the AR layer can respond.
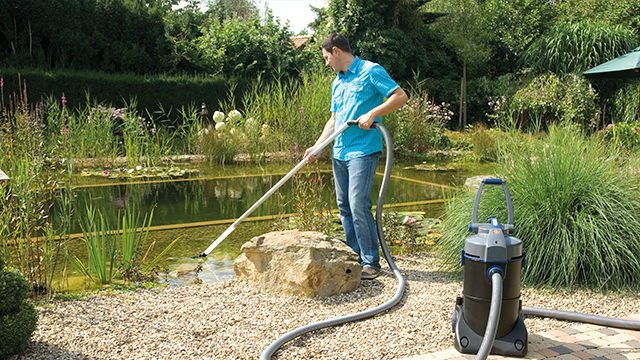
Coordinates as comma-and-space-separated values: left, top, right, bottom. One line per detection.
304, 33, 408, 280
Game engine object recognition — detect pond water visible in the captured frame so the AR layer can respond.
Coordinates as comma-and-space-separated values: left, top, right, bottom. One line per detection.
54, 159, 495, 292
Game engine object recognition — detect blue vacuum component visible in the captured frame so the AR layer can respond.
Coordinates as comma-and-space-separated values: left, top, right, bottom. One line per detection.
452, 179, 528, 357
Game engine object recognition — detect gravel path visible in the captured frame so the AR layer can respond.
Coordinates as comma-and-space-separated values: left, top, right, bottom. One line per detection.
9, 253, 640, 360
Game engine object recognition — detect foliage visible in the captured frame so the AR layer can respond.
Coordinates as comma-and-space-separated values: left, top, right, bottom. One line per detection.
483, 0, 555, 75
326, 0, 439, 81
0, 253, 38, 358
599, 122, 640, 150
382, 211, 443, 255
69, 203, 178, 285
521, 21, 637, 76
207, 0, 259, 22
510, 73, 599, 132
274, 167, 337, 237
609, 82, 640, 125
197, 110, 245, 164
0, 0, 173, 74
197, 11, 302, 79
0, 77, 64, 294
469, 123, 500, 161
423, 0, 491, 71
422, 0, 491, 129
72, 204, 119, 284
0, 68, 231, 120
552, 0, 640, 36
385, 85, 454, 154
240, 71, 333, 157
437, 126, 640, 290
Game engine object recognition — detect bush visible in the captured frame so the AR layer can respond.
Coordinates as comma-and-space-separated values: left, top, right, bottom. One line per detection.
437, 125, 640, 290
197, 111, 245, 164
0, 68, 232, 119
510, 73, 598, 132
386, 89, 454, 154
0, 253, 38, 358
599, 121, 640, 150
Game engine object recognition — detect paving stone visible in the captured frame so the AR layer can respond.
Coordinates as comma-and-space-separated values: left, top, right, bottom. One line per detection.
599, 329, 620, 336
561, 328, 581, 335
550, 345, 576, 355
577, 341, 599, 349
537, 348, 560, 357
571, 351, 596, 359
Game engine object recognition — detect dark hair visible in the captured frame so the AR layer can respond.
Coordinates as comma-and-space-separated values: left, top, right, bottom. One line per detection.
320, 32, 352, 54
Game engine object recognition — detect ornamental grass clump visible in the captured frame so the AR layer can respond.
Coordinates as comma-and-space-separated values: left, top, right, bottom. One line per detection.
437, 125, 640, 290
0, 252, 38, 358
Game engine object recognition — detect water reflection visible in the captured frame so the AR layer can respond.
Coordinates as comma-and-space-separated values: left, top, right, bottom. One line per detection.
64, 171, 442, 235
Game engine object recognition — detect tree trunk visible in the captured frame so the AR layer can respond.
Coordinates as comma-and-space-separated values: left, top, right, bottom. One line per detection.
463, 60, 467, 130
459, 77, 464, 129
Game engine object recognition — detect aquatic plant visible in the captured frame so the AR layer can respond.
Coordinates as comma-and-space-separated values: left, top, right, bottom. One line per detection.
71, 203, 119, 284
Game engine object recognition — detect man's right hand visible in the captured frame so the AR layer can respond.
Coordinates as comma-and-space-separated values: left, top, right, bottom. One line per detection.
304, 146, 318, 164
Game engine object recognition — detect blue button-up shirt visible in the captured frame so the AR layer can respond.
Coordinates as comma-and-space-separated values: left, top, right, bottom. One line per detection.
330, 56, 400, 161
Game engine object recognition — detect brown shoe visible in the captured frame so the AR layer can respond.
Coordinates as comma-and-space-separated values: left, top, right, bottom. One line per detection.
361, 267, 380, 280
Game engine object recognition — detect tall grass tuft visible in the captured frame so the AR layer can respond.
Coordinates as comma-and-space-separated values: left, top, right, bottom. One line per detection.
72, 203, 119, 284
437, 125, 640, 290
241, 71, 333, 157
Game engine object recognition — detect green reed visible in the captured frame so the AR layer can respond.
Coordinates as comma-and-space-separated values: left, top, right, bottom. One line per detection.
72, 203, 119, 284
120, 207, 153, 270
241, 71, 333, 157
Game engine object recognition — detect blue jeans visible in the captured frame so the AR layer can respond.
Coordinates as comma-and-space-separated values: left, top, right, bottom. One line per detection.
333, 152, 381, 270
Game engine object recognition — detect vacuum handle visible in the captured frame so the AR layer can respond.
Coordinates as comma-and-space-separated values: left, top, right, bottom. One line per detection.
471, 178, 514, 231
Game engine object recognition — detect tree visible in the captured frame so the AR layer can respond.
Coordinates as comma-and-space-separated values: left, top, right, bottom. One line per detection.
325, 0, 438, 81
422, 0, 491, 129
483, 0, 555, 75
196, 10, 303, 78
163, 0, 209, 74
0, 0, 174, 74
206, 0, 258, 22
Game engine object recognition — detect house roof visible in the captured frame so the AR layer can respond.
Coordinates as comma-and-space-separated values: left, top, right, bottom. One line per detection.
291, 35, 313, 50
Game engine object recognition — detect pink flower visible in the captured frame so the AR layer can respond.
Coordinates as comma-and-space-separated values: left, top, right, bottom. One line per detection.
102, 170, 109, 177
405, 216, 416, 224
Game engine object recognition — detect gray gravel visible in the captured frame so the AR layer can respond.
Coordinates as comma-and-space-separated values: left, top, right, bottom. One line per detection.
9, 253, 640, 360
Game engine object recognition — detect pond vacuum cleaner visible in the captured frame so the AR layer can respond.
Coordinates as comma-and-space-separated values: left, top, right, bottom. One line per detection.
452, 178, 528, 357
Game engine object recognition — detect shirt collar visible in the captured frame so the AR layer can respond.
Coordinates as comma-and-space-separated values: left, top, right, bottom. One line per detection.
339, 56, 361, 79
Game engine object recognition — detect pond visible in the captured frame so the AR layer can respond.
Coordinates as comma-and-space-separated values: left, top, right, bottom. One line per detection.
55, 159, 495, 292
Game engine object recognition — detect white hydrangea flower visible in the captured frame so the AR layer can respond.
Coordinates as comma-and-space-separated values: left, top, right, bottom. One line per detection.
213, 111, 225, 123
215, 122, 226, 131
227, 110, 242, 123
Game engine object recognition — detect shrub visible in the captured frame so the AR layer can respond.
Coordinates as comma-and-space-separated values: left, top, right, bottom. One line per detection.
197, 111, 245, 164
599, 121, 640, 150
387, 90, 454, 154
0, 253, 38, 358
510, 73, 598, 132
437, 125, 640, 290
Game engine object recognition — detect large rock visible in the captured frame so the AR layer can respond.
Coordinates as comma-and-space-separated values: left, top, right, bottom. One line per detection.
233, 230, 361, 298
